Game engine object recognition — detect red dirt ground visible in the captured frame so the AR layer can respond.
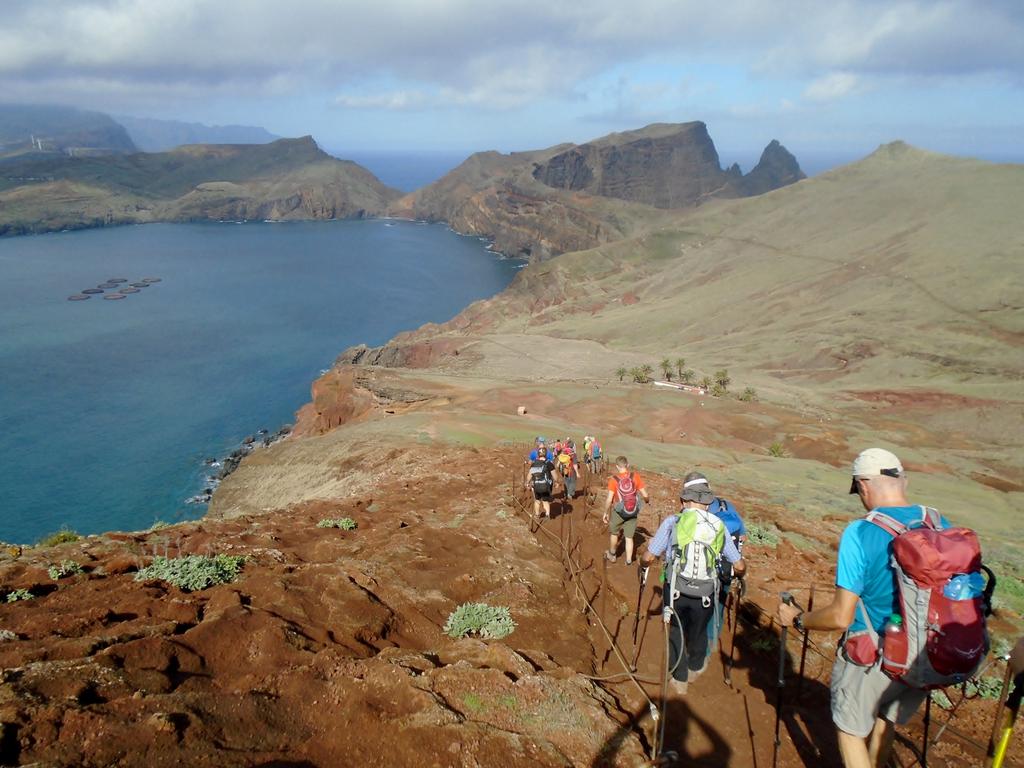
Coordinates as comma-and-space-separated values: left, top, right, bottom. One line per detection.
0, 445, 1018, 767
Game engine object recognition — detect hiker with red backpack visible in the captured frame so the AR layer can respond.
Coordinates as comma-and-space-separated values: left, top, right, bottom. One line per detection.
603, 456, 650, 565
777, 448, 993, 768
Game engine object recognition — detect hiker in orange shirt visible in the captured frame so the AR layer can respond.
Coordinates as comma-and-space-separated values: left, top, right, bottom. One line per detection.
603, 455, 650, 565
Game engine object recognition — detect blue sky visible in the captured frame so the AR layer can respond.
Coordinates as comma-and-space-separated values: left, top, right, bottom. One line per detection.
1, 0, 1021, 170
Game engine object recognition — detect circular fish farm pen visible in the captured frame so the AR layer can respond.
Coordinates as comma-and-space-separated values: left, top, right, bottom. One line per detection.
98, 283, 119, 289
81, 288, 104, 294
118, 287, 140, 294
130, 282, 149, 288
106, 278, 128, 283
67, 294, 92, 301
141, 277, 162, 283
102, 293, 127, 300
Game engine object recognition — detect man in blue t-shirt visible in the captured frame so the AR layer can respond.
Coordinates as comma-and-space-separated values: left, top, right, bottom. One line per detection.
777, 448, 943, 768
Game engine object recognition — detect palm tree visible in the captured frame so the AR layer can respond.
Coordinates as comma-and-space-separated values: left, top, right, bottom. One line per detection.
714, 369, 731, 391
681, 369, 695, 385
641, 364, 654, 383
699, 375, 713, 390
675, 357, 686, 380
616, 366, 627, 382
660, 358, 673, 381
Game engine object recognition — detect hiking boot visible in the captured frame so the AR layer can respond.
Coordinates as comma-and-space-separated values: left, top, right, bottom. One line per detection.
604, 550, 617, 563
670, 679, 689, 696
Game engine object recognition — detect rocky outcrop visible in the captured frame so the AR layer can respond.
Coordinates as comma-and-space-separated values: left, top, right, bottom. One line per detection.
532, 121, 737, 207
739, 139, 806, 195
392, 122, 804, 261
533, 122, 804, 208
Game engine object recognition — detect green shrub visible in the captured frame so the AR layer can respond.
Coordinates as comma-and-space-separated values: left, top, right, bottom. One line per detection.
444, 603, 516, 639
4, 589, 34, 603
615, 366, 627, 382
37, 528, 80, 547
747, 523, 780, 548
739, 387, 758, 402
317, 518, 357, 530
931, 690, 953, 709
767, 441, 788, 458
710, 383, 727, 397
965, 676, 1005, 700
48, 560, 83, 580
135, 554, 245, 592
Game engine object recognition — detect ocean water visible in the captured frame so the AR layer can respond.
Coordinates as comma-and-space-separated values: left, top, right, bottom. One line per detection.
0, 220, 521, 543
331, 150, 468, 192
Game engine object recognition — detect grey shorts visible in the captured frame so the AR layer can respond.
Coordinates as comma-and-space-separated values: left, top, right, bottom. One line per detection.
609, 500, 641, 537
831, 655, 928, 737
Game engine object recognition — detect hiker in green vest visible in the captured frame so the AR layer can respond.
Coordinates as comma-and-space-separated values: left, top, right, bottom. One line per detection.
641, 471, 746, 694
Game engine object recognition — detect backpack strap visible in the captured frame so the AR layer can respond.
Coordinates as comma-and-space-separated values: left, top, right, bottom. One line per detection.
864, 510, 908, 538
920, 505, 943, 530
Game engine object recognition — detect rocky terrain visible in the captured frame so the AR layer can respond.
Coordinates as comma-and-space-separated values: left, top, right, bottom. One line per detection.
0, 137, 401, 236
389, 122, 802, 261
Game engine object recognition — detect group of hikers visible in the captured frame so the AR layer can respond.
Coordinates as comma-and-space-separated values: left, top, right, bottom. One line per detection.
523, 438, 1008, 768
524, 435, 602, 519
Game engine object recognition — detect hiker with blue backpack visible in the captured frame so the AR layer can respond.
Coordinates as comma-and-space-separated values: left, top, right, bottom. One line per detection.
777, 448, 993, 768
703, 485, 747, 645
641, 471, 746, 695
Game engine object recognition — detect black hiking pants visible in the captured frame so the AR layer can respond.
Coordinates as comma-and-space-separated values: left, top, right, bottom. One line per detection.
664, 588, 713, 682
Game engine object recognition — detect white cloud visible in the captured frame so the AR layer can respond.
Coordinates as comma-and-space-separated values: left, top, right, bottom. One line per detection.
803, 73, 862, 102
0, 0, 1020, 114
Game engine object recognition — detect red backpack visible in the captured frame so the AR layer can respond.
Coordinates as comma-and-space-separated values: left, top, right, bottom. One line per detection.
867, 506, 994, 689
614, 473, 640, 518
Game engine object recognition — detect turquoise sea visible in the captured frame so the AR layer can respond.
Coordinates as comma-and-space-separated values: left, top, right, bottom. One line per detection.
0, 220, 521, 543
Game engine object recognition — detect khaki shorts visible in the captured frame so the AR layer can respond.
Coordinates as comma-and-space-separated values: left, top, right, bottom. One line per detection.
609, 501, 641, 538
830, 654, 928, 738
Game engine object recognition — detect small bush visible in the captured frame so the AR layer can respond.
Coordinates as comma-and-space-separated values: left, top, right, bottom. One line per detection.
38, 528, 80, 547
5, 589, 34, 603
739, 387, 758, 402
965, 676, 1005, 700
710, 383, 727, 397
317, 518, 357, 530
135, 554, 245, 592
767, 441, 788, 458
747, 523, 780, 548
48, 560, 83, 580
931, 690, 953, 709
444, 603, 516, 640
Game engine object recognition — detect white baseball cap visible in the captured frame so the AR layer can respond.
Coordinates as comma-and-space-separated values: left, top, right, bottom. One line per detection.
849, 448, 904, 494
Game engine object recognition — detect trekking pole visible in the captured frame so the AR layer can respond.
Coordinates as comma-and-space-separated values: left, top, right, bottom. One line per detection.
773, 591, 798, 768
631, 566, 650, 670
724, 579, 739, 687
921, 693, 932, 768
796, 583, 815, 700
990, 637, 1024, 768
656, 605, 672, 759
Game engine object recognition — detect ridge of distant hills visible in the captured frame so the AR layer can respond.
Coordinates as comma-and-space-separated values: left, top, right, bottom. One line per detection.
390, 121, 804, 260
0, 104, 136, 157
115, 115, 280, 153
0, 136, 401, 236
